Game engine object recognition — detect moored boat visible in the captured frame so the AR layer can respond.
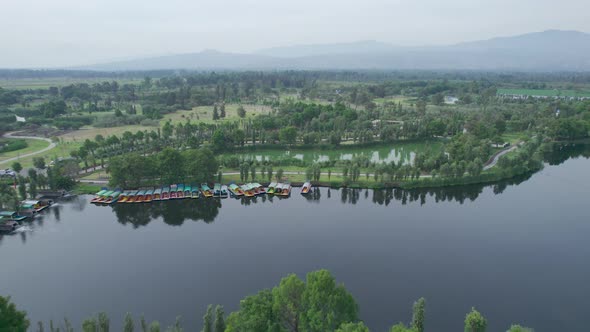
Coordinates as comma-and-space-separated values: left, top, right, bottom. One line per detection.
104, 191, 121, 204
162, 186, 170, 200
144, 189, 154, 203
301, 182, 312, 194
118, 191, 130, 203
201, 183, 213, 198
213, 183, 222, 197
267, 182, 277, 194
228, 184, 244, 197
0, 220, 18, 232
274, 183, 283, 195
176, 184, 185, 199
252, 183, 266, 195
184, 185, 192, 198
170, 184, 178, 199
132, 190, 146, 203
220, 185, 229, 198
241, 184, 255, 197
91, 190, 111, 204
280, 183, 292, 196
191, 185, 200, 199
91, 189, 108, 203
153, 187, 162, 201
0, 211, 28, 222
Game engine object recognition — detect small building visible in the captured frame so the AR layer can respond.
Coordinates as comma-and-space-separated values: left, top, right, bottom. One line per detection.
15, 114, 26, 122
444, 96, 459, 105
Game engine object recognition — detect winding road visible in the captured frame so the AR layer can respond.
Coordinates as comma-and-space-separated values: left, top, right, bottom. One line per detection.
483, 144, 519, 171
0, 133, 56, 166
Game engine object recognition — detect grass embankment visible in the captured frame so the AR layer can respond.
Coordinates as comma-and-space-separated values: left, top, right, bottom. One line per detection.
73, 183, 103, 195
0, 138, 49, 163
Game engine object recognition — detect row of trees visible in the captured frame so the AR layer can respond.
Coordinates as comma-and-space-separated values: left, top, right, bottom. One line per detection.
107, 147, 218, 188
1, 270, 533, 332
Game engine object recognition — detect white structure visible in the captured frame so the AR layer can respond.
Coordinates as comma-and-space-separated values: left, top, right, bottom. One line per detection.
15, 115, 26, 122
444, 96, 459, 104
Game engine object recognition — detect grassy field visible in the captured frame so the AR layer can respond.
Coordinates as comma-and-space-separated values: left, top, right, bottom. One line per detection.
497, 88, 590, 98
0, 138, 50, 163
0, 78, 142, 90
3, 141, 82, 169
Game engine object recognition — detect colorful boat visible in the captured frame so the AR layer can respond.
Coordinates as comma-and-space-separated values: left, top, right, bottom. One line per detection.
0, 211, 28, 222
241, 184, 255, 197
274, 183, 283, 195
122, 190, 135, 203
90, 189, 108, 203
92, 191, 112, 204
144, 189, 154, 203
191, 185, 200, 199
162, 186, 170, 200
279, 183, 292, 196
201, 183, 213, 198
267, 182, 277, 194
0, 220, 18, 232
118, 191, 130, 203
153, 188, 162, 201
252, 183, 266, 195
104, 191, 121, 204
184, 185, 192, 198
213, 183, 222, 197
176, 184, 185, 199
220, 185, 229, 198
132, 190, 146, 203
301, 182, 312, 195
170, 184, 178, 199
228, 184, 244, 197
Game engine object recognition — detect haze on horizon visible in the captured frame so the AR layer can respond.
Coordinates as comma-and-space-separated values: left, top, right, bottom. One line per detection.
2, 0, 589, 68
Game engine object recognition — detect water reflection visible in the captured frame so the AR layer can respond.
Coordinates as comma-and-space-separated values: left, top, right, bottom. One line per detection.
112, 199, 221, 227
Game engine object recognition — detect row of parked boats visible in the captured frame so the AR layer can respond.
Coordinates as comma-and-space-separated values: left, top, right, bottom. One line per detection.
0, 199, 54, 232
91, 182, 313, 205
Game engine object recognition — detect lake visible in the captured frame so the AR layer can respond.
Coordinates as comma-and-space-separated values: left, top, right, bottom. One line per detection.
225, 141, 443, 164
1, 144, 589, 332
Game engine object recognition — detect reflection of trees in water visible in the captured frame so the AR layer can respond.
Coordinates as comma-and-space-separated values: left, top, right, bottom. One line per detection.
112, 199, 221, 227
369, 173, 534, 206
544, 143, 590, 166
340, 188, 361, 205
304, 188, 322, 203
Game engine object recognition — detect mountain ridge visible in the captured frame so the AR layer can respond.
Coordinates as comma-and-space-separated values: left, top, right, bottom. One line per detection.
79, 30, 590, 71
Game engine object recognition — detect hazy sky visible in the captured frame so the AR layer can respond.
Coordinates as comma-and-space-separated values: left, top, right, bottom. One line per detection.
2, 0, 588, 68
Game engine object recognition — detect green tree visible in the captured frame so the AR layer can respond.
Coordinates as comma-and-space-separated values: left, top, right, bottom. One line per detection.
12, 161, 22, 174
300, 269, 359, 332
305, 167, 313, 181
507, 324, 534, 332
158, 148, 184, 184
224, 290, 276, 332
237, 105, 246, 118
140, 315, 148, 332
276, 168, 284, 182
98, 312, 110, 332
18, 176, 27, 199
272, 274, 305, 332
279, 126, 297, 144
390, 322, 414, 332
267, 166, 273, 182
149, 321, 160, 332
337, 322, 369, 332
220, 104, 226, 118
33, 157, 46, 170
251, 166, 256, 180
124, 313, 134, 332
411, 297, 425, 332
82, 317, 98, 332
464, 307, 487, 332
214, 305, 225, 332
202, 305, 213, 332
0, 295, 30, 331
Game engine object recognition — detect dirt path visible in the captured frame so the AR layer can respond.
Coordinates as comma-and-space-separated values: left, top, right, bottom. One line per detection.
0, 133, 56, 166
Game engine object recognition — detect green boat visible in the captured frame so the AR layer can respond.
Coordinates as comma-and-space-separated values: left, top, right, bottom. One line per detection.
177, 184, 185, 199
104, 191, 121, 204
191, 185, 200, 199
184, 185, 192, 198
92, 190, 112, 204
0, 211, 28, 222
201, 183, 213, 197
267, 182, 277, 194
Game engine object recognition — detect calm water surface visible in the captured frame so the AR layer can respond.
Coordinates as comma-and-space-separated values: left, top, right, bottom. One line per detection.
1, 146, 589, 332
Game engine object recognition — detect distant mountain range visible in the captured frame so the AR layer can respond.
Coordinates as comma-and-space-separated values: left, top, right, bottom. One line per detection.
81, 30, 590, 71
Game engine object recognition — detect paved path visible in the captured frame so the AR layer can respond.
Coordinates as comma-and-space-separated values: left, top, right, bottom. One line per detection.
483, 144, 519, 171
0, 133, 56, 166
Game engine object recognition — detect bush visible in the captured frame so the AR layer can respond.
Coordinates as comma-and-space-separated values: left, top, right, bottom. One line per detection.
0, 139, 28, 153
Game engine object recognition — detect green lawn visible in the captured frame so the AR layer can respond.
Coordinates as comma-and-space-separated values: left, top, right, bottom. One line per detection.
4, 141, 82, 169
0, 138, 50, 162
